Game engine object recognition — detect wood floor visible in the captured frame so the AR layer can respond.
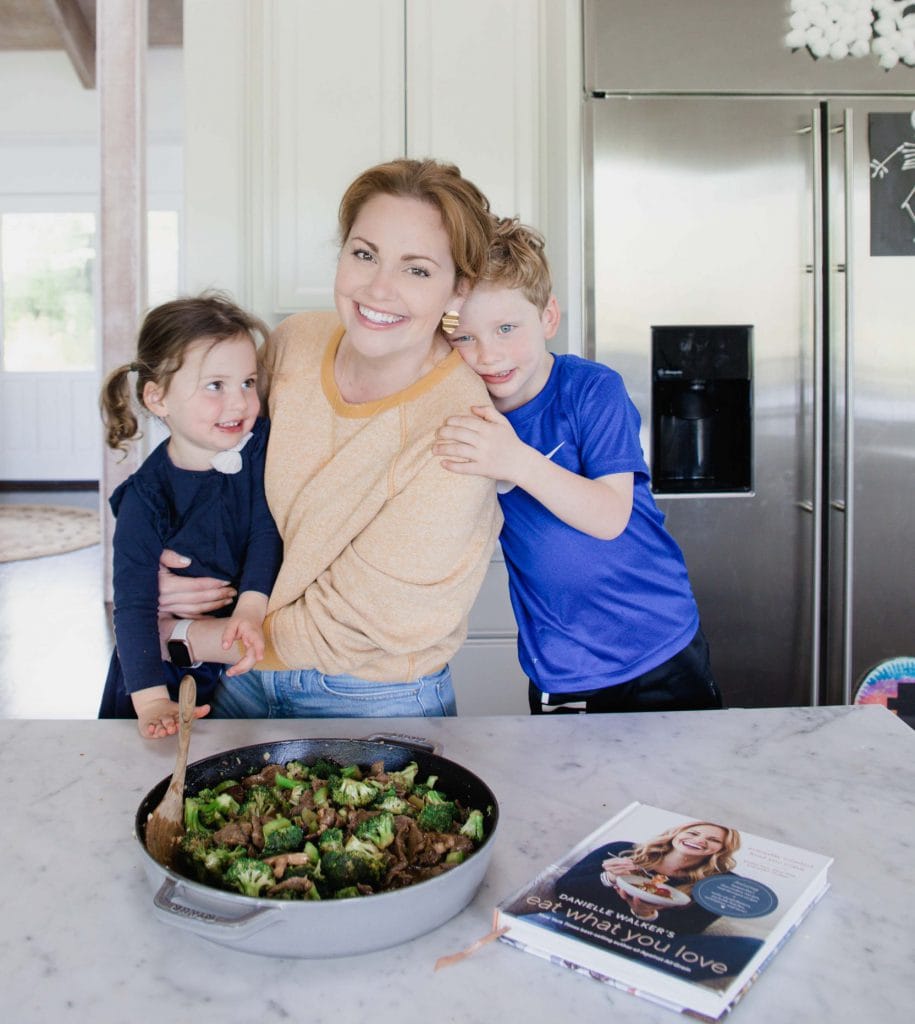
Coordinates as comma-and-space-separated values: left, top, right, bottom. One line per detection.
0, 489, 111, 718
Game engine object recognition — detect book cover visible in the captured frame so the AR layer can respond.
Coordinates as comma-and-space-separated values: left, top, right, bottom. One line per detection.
496, 802, 832, 1021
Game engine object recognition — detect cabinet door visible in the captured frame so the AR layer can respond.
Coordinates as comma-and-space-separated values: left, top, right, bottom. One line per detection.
268, 0, 405, 312
405, 0, 540, 224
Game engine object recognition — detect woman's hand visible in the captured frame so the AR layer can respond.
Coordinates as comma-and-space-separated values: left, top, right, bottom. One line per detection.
158, 549, 237, 617
131, 685, 210, 740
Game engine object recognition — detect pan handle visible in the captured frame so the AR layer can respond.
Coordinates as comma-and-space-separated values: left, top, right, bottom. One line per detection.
364, 732, 443, 756
152, 877, 278, 939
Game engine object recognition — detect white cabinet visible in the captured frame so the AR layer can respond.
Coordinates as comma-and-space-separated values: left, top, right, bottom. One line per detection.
452, 552, 529, 716
266, 0, 405, 312
265, 0, 542, 313
185, 0, 544, 316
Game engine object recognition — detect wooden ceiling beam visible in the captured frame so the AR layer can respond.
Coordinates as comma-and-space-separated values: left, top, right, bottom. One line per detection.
43, 0, 96, 89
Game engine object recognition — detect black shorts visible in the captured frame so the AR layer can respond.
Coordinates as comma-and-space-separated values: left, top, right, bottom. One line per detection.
529, 626, 723, 715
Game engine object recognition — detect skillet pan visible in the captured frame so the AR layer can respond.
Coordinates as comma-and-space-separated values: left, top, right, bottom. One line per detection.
135, 735, 499, 958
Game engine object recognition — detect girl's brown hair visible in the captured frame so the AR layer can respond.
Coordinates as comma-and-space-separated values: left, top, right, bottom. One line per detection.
337, 158, 494, 289
99, 292, 269, 454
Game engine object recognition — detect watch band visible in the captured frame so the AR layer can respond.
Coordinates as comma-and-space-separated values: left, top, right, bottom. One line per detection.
168, 618, 201, 668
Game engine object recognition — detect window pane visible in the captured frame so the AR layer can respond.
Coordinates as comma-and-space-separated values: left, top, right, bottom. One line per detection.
1, 212, 96, 372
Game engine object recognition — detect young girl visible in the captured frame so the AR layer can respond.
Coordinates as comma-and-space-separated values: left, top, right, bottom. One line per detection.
98, 293, 283, 739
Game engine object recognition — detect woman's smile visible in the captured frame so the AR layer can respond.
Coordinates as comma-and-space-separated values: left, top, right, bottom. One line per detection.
356, 303, 406, 327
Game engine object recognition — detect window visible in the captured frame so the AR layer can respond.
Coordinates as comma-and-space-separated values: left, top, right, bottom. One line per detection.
0, 208, 181, 372
0, 211, 96, 372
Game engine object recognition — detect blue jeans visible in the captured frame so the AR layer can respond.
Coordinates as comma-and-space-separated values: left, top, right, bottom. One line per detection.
210, 665, 457, 719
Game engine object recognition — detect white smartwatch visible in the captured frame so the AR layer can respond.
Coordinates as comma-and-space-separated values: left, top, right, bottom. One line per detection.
167, 619, 202, 668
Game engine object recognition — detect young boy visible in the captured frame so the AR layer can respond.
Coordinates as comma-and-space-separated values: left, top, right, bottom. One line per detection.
434, 218, 721, 714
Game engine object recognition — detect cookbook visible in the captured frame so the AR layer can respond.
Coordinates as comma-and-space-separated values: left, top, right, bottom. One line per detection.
496, 802, 832, 1021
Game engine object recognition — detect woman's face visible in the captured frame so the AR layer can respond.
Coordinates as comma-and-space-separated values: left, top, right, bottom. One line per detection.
670, 824, 727, 860
334, 193, 464, 365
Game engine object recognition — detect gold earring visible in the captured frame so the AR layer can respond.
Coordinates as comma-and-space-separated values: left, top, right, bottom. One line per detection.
441, 310, 460, 335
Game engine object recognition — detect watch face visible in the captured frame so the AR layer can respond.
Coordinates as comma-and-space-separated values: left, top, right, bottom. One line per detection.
167, 639, 193, 668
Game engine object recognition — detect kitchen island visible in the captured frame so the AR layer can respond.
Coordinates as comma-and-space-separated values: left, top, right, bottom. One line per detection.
3, 705, 913, 1023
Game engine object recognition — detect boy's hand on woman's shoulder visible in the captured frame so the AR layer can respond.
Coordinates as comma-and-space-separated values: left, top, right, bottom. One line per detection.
434, 405, 531, 484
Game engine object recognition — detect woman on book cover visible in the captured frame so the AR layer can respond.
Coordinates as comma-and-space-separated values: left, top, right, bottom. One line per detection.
557, 821, 740, 933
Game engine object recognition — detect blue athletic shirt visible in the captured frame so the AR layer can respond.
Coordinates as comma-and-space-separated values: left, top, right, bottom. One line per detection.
499, 354, 699, 692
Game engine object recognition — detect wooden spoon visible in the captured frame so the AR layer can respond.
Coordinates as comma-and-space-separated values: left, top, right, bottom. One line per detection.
145, 674, 196, 868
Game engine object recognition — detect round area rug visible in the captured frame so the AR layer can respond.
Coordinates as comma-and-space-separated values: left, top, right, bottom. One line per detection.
0, 504, 101, 563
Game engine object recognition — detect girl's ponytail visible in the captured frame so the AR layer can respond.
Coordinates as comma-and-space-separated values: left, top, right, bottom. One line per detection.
100, 363, 141, 454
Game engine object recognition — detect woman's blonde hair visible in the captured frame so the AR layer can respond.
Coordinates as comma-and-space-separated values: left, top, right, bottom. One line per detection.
479, 217, 553, 312
337, 158, 494, 289
99, 292, 269, 454
626, 821, 740, 884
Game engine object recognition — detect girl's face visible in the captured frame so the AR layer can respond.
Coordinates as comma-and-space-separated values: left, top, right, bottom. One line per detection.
671, 824, 727, 860
334, 193, 465, 367
144, 333, 260, 471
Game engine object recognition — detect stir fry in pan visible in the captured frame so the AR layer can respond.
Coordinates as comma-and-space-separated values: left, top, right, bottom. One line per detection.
174, 756, 489, 901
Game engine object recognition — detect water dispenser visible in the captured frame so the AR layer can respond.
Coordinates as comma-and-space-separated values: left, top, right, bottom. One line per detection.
651, 325, 752, 494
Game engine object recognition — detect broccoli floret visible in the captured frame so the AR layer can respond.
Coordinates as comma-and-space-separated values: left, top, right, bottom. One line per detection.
374, 788, 412, 815
224, 857, 274, 898
199, 792, 241, 828
240, 784, 278, 819
312, 785, 329, 808
317, 827, 345, 854
273, 772, 299, 791
459, 809, 485, 843
419, 788, 450, 804
344, 835, 383, 857
417, 801, 456, 832
330, 776, 382, 809
333, 886, 361, 900
355, 811, 395, 850
309, 757, 342, 780
319, 835, 386, 890
387, 762, 419, 791
321, 850, 371, 889
283, 760, 309, 781
183, 796, 207, 834
261, 816, 305, 856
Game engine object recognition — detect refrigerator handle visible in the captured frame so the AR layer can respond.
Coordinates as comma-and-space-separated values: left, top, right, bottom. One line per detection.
840, 108, 855, 705
805, 107, 825, 706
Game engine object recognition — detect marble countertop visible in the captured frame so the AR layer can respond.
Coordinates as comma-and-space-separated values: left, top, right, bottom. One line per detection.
3, 705, 914, 1023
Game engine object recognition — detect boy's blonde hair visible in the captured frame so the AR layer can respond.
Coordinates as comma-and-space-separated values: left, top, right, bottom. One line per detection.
480, 217, 553, 312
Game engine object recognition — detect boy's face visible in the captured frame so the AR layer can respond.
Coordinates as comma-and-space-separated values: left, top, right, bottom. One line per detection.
448, 284, 559, 412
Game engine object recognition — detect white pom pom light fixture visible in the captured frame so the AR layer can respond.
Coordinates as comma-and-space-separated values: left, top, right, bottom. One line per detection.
785, 0, 915, 67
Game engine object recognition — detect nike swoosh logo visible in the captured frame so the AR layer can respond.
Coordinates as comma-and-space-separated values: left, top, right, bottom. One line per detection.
497, 441, 565, 495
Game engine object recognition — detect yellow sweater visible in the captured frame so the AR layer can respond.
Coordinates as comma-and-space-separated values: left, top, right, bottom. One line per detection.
259, 311, 502, 682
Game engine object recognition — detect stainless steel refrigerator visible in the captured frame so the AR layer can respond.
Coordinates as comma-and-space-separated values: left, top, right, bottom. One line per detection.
583, 9, 915, 708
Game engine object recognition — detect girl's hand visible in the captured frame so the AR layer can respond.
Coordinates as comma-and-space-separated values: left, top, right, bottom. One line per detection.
131, 685, 210, 740
434, 405, 533, 484
158, 549, 236, 616
221, 617, 266, 677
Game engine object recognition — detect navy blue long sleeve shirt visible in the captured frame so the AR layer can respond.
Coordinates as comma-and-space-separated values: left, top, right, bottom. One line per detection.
99, 417, 283, 716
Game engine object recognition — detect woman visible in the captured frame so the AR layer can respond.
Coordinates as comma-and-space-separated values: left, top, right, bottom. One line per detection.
557, 820, 741, 932
158, 158, 502, 717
